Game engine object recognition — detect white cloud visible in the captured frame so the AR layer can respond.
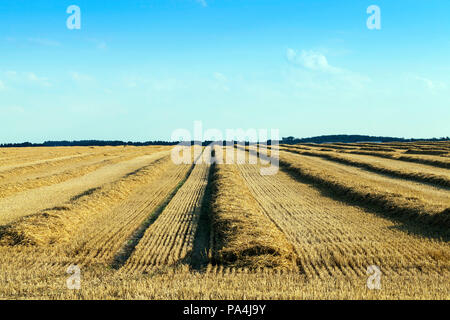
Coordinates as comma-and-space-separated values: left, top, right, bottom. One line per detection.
87, 38, 108, 50
286, 48, 342, 73
27, 73, 39, 81
419, 77, 434, 89
0, 80, 5, 90
213, 72, 227, 82
97, 41, 107, 50
70, 72, 95, 84
122, 75, 144, 88
413, 75, 446, 91
286, 48, 371, 92
196, 0, 207, 7
27, 72, 51, 87
212, 72, 230, 91
2, 71, 51, 87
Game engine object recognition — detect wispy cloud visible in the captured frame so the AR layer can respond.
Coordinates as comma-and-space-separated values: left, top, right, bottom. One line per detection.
412, 75, 446, 91
0, 80, 5, 90
196, 0, 207, 7
27, 72, 52, 87
212, 72, 230, 91
70, 72, 95, 84
286, 48, 370, 92
3, 71, 51, 87
213, 72, 227, 82
123, 75, 141, 88
28, 38, 61, 47
87, 38, 108, 50
97, 41, 107, 50
121, 73, 149, 88
0, 106, 25, 115
286, 48, 342, 73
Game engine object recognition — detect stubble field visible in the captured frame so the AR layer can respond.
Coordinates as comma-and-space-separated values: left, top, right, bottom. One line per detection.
0, 142, 448, 299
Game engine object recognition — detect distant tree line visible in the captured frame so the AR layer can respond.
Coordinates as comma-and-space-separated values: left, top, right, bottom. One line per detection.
0, 140, 255, 148
281, 135, 450, 144
1, 135, 449, 148
0, 140, 178, 148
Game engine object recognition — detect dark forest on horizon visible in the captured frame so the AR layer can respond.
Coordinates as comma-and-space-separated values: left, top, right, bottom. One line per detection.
1, 135, 449, 148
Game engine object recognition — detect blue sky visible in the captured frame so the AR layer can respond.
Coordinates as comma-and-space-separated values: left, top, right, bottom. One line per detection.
0, 0, 449, 143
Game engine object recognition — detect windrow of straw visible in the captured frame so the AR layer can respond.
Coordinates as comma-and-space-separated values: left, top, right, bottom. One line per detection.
344, 150, 450, 169
396, 155, 450, 169
405, 149, 449, 156
280, 147, 450, 189
209, 163, 297, 270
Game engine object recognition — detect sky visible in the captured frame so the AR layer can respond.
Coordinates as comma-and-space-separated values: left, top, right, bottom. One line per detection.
0, 0, 449, 143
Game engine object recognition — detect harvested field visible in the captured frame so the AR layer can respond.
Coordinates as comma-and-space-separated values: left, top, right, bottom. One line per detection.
236, 153, 449, 279
0, 143, 449, 299
275, 150, 450, 229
